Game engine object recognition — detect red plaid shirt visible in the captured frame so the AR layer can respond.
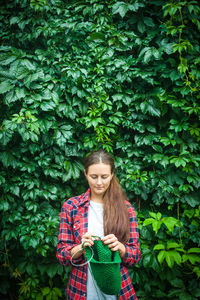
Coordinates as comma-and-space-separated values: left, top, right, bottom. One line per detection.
57, 189, 141, 300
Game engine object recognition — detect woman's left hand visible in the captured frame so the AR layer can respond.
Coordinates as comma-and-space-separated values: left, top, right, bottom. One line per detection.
101, 234, 126, 258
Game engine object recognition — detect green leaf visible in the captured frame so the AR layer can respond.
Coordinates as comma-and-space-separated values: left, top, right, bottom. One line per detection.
171, 278, 184, 288
46, 294, 52, 300
36, 294, 44, 300
163, 217, 179, 232
138, 21, 146, 33
166, 242, 181, 249
143, 49, 152, 63
152, 220, 162, 233
16, 88, 26, 99
112, 2, 128, 18
178, 292, 193, 300
0, 200, 9, 211
143, 218, 153, 226
142, 253, 152, 268
64, 160, 83, 180
40, 101, 56, 111
4, 90, 16, 104
29, 238, 38, 248
22, 59, 36, 71
46, 264, 60, 278
188, 248, 200, 253
154, 244, 165, 250
157, 250, 166, 264
42, 287, 51, 296
0, 55, 16, 65
143, 17, 155, 27
147, 104, 161, 117
169, 251, 182, 265
10, 16, 20, 25
53, 288, 62, 297
89, 32, 105, 41
0, 80, 14, 93
183, 254, 200, 264
165, 252, 174, 268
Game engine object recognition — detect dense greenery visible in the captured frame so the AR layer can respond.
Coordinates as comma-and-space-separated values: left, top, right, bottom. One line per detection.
0, 0, 200, 299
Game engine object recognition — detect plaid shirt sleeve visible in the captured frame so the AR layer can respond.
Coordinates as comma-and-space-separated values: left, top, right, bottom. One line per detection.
56, 200, 84, 266
122, 202, 141, 268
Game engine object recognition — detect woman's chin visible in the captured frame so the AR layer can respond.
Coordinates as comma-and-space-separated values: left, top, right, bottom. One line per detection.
94, 188, 105, 194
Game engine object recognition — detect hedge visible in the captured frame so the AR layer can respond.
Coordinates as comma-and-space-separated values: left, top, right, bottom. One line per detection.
0, 0, 200, 299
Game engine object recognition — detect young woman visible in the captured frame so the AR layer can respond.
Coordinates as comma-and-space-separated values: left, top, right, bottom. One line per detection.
56, 150, 141, 300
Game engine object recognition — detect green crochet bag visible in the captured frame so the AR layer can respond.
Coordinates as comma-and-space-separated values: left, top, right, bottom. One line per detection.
83, 237, 122, 295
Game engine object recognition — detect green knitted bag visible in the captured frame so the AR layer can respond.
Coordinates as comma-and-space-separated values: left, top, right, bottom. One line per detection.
83, 237, 122, 295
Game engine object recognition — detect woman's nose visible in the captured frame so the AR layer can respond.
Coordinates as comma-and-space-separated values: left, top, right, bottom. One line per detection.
97, 177, 102, 184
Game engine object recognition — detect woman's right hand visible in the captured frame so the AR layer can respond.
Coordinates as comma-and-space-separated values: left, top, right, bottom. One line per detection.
81, 232, 95, 247
70, 233, 95, 259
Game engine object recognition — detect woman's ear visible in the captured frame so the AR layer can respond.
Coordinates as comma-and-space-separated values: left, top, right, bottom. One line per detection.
84, 169, 87, 177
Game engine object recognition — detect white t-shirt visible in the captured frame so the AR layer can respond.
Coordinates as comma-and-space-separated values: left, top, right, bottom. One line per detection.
87, 201, 117, 300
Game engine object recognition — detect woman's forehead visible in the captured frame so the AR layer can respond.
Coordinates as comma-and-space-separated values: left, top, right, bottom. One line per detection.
87, 163, 112, 174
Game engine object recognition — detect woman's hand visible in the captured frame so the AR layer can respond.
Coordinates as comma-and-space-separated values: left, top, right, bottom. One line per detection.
81, 232, 95, 247
70, 232, 95, 259
101, 234, 126, 258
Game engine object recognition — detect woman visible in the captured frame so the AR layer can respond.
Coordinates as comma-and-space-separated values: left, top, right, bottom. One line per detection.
57, 150, 141, 300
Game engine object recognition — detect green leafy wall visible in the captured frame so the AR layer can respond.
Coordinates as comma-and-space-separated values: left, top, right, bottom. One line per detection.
0, 0, 200, 299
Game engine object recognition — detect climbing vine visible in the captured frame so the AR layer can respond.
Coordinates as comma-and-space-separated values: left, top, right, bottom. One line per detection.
0, 0, 199, 299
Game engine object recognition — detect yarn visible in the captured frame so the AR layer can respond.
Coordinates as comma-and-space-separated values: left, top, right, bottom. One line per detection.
83, 237, 121, 295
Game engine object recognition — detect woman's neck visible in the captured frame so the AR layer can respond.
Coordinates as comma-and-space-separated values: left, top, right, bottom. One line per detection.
90, 193, 104, 204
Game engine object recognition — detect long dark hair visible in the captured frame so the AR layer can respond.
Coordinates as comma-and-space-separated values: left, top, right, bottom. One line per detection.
84, 150, 130, 243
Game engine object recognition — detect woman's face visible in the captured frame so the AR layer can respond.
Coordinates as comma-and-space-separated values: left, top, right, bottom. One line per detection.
85, 163, 113, 198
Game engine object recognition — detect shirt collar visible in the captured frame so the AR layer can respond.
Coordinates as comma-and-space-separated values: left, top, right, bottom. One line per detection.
79, 188, 91, 207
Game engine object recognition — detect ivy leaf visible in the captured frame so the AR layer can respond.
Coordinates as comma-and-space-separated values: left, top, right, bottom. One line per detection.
188, 248, 200, 253
46, 264, 59, 278
142, 253, 153, 268
154, 244, 165, 250
171, 278, 184, 288
0, 80, 14, 93
143, 218, 154, 226
157, 250, 166, 264
112, 2, 128, 18
0, 55, 16, 66
183, 254, 200, 264
42, 287, 51, 296
16, 88, 26, 99
89, 32, 105, 41
138, 21, 146, 33
143, 17, 155, 27
165, 252, 174, 268
22, 59, 36, 71
40, 101, 56, 111
64, 160, 83, 180
36, 294, 43, 300
0, 200, 9, 211
29, 238, 38, 248
147, 104, 161, 117
166, 242, 181, 249
163, 217, 179, 232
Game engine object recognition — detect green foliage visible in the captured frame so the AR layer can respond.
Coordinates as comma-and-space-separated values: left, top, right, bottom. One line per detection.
0, 0, 200, 299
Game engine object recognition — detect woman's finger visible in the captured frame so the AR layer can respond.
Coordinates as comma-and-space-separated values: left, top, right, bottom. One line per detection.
107, 240, 119, 249
102, 234, 117, 245
81, 232, 94, 246
82, 232, 93, 239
